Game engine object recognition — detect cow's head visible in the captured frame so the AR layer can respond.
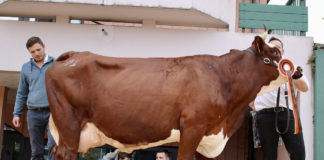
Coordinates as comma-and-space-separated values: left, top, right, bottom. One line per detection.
251, 28, 282, 67
247, 27, 284, 84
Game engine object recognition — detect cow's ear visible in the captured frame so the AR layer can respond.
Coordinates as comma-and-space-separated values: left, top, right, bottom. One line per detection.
253, 36, 265, 55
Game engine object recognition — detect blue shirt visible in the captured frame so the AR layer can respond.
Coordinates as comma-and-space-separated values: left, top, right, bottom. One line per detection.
13, 55, 55, 117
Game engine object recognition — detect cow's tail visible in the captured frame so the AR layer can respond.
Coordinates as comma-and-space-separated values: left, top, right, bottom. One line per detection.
56, 51, 78, 62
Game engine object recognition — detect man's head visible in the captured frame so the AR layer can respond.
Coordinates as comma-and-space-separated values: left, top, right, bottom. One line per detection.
269, 37, 285, 55
156, 149, 170, 160
26, 36, 46, 63
118, 152, 131, 160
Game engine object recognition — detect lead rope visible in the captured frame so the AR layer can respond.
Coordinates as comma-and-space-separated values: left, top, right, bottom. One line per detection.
286, 70, 302, 134
275, 84, 290, 134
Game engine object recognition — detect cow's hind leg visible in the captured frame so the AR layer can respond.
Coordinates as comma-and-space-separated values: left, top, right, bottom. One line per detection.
54, 105, 82, 160
177, 125, 205, 160
48, 93, 82, 160
56, 105, 84, 160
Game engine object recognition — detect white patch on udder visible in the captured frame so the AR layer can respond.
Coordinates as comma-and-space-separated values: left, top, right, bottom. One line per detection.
197, 129, 229, 158
49, 116, 229, 157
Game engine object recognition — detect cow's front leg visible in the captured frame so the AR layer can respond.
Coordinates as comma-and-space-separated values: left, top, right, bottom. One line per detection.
177, 125, 205, 160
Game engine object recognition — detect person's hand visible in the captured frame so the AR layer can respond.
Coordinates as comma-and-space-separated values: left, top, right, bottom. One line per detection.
12, 116, 21, 128
292, 66, 303, 79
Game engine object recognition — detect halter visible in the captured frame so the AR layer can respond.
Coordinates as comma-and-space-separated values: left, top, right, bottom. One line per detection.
246, 48, 278, 67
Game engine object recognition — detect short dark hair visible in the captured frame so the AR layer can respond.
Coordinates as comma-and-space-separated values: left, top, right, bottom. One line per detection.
268, 37, 284, 49
156, 149, 170, 158
26, 36, 44, 49
118, 152, 131, 159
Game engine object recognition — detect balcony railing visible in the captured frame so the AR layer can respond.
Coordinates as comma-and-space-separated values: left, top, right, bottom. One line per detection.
239, 2, 308, 36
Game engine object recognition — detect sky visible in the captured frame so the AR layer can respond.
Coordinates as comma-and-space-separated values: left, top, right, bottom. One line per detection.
269, 0, 324, 44
306, 0, 324, 44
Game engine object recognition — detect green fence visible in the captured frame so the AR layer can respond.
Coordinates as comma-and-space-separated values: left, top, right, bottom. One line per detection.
315, 50, 324, 160
239, 3, 308, 35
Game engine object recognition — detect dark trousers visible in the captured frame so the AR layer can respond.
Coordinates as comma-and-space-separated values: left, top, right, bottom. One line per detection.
27, 108, 56, 160
256, 108, 305, 160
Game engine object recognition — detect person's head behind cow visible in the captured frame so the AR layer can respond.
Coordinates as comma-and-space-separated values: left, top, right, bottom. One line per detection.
156, 149, 170, 160
268, 36, 285, 56
118, 152, 131, 160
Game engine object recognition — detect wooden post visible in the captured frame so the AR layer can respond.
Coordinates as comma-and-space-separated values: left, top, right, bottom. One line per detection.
0, 86, 8, 158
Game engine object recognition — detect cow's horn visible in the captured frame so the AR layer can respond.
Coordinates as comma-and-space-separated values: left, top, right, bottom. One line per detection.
261, 24, 268, 40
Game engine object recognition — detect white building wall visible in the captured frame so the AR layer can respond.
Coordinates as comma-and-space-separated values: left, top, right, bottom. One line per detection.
0, 20, 314, 160
192, 0, 236, 32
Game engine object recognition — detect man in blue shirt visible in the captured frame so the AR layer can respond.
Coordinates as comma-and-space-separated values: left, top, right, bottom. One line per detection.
12, 37, 55, 160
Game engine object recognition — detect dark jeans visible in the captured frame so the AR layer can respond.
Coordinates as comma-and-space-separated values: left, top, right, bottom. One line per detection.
256, 108, 305, 160
27, 108, 56, 160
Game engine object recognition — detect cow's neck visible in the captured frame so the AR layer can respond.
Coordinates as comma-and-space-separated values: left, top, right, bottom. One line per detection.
221, 49, 279, 106
206, 49, 279, 137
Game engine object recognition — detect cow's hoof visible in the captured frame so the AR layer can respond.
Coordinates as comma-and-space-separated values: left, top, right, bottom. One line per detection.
54, 146, 78, 160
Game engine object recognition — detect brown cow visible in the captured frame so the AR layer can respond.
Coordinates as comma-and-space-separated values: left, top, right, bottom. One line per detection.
45, 35, 283, 160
